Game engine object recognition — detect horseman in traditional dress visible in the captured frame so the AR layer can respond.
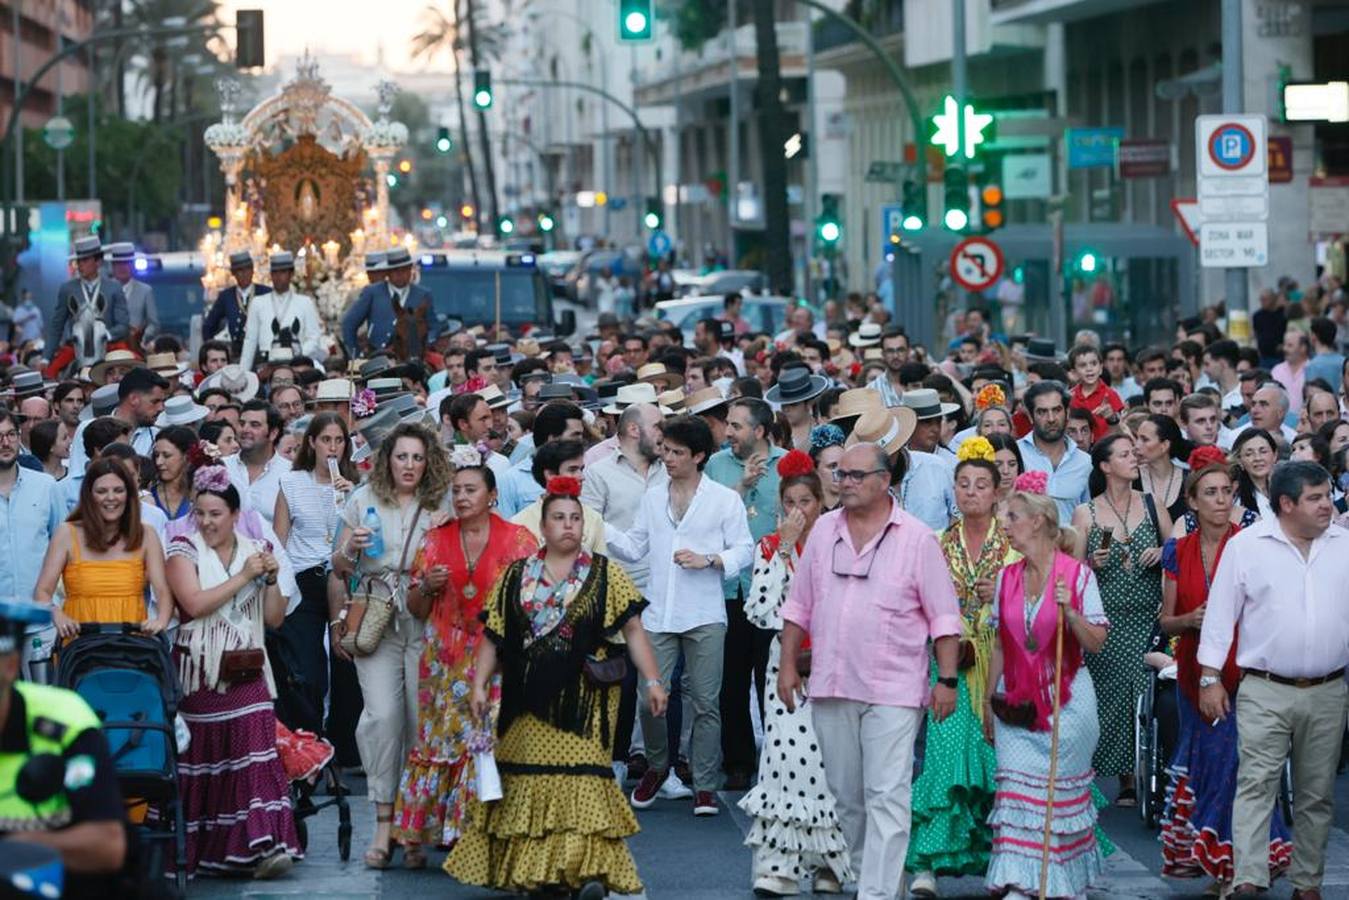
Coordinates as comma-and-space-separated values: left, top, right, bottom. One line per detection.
43, 236, 131, 380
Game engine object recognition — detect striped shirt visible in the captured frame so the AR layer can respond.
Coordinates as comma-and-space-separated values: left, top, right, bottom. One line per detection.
277, 470, 339, 570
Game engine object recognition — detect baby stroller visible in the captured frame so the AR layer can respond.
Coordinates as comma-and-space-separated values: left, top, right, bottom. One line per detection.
56, 622, 187, 896
265, 627, 352, 861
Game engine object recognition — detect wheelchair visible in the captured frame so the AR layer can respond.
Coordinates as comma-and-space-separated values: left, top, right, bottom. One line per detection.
1135, 667, 1293, 830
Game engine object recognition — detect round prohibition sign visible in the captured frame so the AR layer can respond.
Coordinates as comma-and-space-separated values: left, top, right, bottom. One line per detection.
1208, 122, 1256, 172
950, 237, 1005, 292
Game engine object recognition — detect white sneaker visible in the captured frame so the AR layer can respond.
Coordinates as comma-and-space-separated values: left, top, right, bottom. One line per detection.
909, 871, 938, 897
753, 874, 800, 896
657, 768, 692, 800
812, 870, 842, 893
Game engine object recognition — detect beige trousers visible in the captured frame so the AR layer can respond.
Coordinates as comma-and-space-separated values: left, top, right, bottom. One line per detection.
352, 607, 424, 804
1232, 673, 1349, 890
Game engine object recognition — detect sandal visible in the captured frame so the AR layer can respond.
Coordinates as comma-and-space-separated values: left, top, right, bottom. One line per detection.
402, 843, 427, 869
363, 814, 395, 870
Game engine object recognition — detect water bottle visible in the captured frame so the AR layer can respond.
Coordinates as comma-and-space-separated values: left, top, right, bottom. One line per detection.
363, 507, 385, 558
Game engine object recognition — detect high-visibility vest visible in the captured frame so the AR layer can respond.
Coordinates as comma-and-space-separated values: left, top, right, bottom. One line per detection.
0, 681, 103, 833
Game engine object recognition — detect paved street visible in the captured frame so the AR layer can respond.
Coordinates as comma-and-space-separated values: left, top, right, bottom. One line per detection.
187, 770, 1349, 898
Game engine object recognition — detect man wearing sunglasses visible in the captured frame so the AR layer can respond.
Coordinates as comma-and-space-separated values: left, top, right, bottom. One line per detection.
778, 442, 961, 899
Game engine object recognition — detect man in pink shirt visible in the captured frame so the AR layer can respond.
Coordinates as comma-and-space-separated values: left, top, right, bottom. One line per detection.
777, 443, 961, 899
1271, 329, 1310, 414
1199, 461, 1349, 899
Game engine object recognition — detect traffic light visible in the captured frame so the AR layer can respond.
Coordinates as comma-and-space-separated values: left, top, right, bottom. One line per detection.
643, 197, 662, 230
901, 179, 926, 231
943, 166, 969, 231
436, 127, 452, 153
817, 194, 842, 248
397, 159, 413, 174
618, 0, 653, 41
235, 10, 265, 69
460, 203, 475, 220
537, 211, 555, 233
980, 183, 1004, 232
930, 94, 994, 160
1075, 250, 1099, 274
473, 69, 493, 110
497, 215, 515, 236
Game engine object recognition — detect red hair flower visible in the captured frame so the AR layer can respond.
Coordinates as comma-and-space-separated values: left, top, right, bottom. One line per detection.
1188, 444, 1229, 472
776, 449, 815, 479
187, 440, 220, 469
545, 475, 582, 498
1014, 470, 1049, 495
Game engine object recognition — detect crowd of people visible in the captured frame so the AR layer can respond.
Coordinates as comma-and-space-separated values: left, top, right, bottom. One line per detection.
1, 239, 1347, 900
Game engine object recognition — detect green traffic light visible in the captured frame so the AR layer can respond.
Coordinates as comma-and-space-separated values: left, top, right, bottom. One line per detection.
619, 0, 653, 40
474, 89, 492, 109
944, 208, 968, 231
538, 213, 555, 233
902, 214, 923, 231
385, 173, 398, 188
625, 11, 648, 34
643, 211, 661, 230
1078, 251, 1098, 273
436, 137, 451, 153
498, 217, 515, 235
818, 221, 841, 244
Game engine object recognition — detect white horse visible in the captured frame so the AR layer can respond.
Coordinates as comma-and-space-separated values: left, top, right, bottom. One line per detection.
67, 291, 109, 373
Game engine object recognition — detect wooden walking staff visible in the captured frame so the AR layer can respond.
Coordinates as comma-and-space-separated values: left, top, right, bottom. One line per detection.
1038, 577, 1066, 900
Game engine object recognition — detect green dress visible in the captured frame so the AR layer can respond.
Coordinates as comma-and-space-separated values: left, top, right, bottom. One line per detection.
1081, 498, 1161, 778
905, 521, 1014, 876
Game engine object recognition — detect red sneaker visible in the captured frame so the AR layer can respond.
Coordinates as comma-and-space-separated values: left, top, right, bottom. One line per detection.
630, 768, 665, 809
693, 790, 719, 816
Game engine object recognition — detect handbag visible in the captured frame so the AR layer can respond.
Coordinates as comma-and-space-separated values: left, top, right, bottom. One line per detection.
219, 647, 265, 685
956, 639, 978, 671
339, 506, 422, 657
582, 653, 629, 686
988, 693, 1037, 729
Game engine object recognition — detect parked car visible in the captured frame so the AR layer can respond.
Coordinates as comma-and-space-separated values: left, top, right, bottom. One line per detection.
654, 294, 790, 345
698, 269, 767, 297
538, 250, 584, 298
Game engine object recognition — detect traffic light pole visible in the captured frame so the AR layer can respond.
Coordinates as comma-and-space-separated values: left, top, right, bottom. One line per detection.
1221, 0, 1248, 315
952, 0, 967, 181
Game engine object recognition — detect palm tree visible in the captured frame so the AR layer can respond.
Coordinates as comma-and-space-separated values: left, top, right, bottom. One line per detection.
750, 0, 792, 291
120, 0, 223, 123
411, 2, 483, 230
462, 0, 500, 228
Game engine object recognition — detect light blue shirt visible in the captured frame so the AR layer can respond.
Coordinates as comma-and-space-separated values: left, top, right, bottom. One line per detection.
899, 450, 956, 531
496, 457, 542, 519
866, 372, 903, 408
0, 468, 64, 603
704, 444, 786, 599
1017, 434, 1091, 524
1305, 351, 1344, 393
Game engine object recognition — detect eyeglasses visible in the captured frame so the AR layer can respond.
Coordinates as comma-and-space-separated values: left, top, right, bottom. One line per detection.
830, 523, 894, 578
0, 430, 18, 443
831, 468, 887, 485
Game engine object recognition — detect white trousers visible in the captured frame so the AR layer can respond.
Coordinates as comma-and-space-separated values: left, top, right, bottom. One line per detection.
811, 698, 923, 900
352, 607, 423, 804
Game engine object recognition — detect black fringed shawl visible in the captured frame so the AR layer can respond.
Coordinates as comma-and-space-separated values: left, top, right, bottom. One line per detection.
486, 554, 645, 748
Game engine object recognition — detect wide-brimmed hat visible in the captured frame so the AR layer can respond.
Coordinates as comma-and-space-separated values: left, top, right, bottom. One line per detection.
537, 383, 575, 404
685, 386, 729, 416
352, 404, 401, 462
356, 354, 416, 383
80, 383, 120, 421
1022, 337, 1065, 363
68, 236, 102, 261
636, 362, 683, 391
829, 387, 885, 423
197, 364, 259, 403
8, 371, 54, 401
477, 383, 511, 410
309, 378, 355, 405
377, 392, 428, 425
145, 352, 187, 379
657, 388, 686, 414
156, 394, 209, 428
228, 250, 255, 270
384, 246, 414, 269
89, 349, 145, 386
516, 338, 544, 359
486, 342, 523, 367
765, 366, 829, 406
601, 382, 667, 416
105, 241, 137, 264
269, 251, 295, 272
367, 377, 405, 402
846, 407, 918, 457
899, 388, 961, 421
363, 251, 387, 272
848, 322, 884, 348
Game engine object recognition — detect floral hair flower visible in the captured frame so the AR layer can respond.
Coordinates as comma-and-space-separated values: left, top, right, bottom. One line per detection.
350, 387, 377, 419
957, 436, 996, 464
192, 464, 232, 494
1188, 444, 1229, 472
545, 475, 582, 498
809, 424, 845, 453
1014, 470, 1049, 495
975, 383, 1007, 411
462, 375, 488, 395
186, 440, 220, 469
451, 444, 483, 469
776, 449, 815, 479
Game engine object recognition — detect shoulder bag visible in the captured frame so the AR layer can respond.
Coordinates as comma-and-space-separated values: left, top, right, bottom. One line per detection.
340, 505, 422, 657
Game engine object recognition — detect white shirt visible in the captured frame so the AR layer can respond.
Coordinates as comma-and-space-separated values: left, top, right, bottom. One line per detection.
1198, 516, 1349, 678
66, 418, 157, 489
224, 451, 292, 525
581, 450, 668, 592
604, 474, 754, 634
240, 289, 323, 369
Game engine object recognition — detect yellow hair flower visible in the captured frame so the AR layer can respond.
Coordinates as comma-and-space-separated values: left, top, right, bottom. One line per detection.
975, 383, 1007, 411
957, 436, 996, 463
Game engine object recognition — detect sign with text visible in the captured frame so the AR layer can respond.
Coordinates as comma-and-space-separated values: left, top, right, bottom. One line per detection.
1268, 136, 1294, 183
1117, 139, 1172, 178
1200, 223, 1268, 268
1066, 127, 1124, 169
1196, 115, 1269, 269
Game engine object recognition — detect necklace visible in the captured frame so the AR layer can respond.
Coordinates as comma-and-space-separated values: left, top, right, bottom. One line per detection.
1023, 562, 1049, 651
1101, 487, 1135, 569
1145, 461, 1177, 510
460, 524, 486, 598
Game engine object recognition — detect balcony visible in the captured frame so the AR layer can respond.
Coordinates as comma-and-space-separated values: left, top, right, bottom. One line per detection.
813, 1, 904, 55
633, 21, 809, 106
990, 0, 1167, 26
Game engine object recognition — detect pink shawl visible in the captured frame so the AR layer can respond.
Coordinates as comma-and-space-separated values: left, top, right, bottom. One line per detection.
997, 551, 1086, 732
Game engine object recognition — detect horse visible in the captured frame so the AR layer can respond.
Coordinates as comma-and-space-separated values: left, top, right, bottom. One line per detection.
67, 290, 109, 375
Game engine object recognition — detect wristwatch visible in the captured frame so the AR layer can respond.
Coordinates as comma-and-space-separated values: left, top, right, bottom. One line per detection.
1198, 675, 1222, 689
937, 676, 958, 689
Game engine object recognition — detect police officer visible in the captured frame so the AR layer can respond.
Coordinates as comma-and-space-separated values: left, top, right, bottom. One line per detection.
0, 602, 127, 893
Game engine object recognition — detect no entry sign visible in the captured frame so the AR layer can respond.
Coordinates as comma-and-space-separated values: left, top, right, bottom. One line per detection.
950, 237, 1005, 292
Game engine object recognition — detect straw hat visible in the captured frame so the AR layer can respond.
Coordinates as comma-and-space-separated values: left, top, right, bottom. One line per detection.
601, 382, 665, 416
845, 407, 917, 457
657, 388, 687, 413
636, 362, 684, 391
309, 378, 355, 405
155, 394, 209, 428
145, 352, 187, 379
685, 386, 729, 416
89, 350, 145, 386
829, 387, 885, 423
197, 364, 259, 403
848, 322, 884, 348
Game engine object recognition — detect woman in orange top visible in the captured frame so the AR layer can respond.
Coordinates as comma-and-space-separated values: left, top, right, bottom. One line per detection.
35, 458, 173, 639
